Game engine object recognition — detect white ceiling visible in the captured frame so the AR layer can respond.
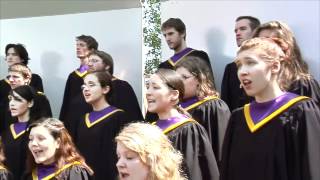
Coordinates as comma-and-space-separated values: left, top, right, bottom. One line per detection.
0, 0, 142, 19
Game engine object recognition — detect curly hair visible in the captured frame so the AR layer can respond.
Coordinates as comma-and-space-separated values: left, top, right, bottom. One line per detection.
236, 37, 293, 90
252, 21, 310, 81
116, 122, 186, 180
26, 118, 93, 178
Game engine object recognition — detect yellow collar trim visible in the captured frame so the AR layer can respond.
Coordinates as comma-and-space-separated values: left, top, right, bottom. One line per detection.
74, 70, 88, 78
244, 96, 309, 133
184, 96, 219, 111
10, 124, 27, 139
85, 109, 123, 128
0, 165, 6, 170
32, 161, 81, 180
168, 49, 195, 66
152, 118, 196, 134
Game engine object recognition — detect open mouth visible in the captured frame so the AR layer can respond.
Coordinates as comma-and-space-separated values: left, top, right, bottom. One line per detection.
241, 79, 252, 88
147, 99, 156, 105
119, 172, 130, 179
32, 149, 44, 157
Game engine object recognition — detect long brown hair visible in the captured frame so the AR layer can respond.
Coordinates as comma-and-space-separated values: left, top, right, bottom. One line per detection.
26, 118, 93, 178
155, 69, 190, 116
252, 21, 310, 82
176, 56, 219, 98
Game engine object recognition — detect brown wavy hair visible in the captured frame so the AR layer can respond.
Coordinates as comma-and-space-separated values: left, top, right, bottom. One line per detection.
252, 21, 310, 82
175, 56, 219, 98
26, 118, 93, 178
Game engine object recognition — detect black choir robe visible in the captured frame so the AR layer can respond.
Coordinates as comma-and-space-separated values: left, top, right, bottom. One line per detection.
65, 78, 143, 139
0, 167, 13, 180
109, 78, 144, 121
22, 163, 92, 180
288, 77, 320, 107
59, 70, 87, 123
156, 118, 220, 180
75, 107, 129, 180
158, 48, 215, 84
2, 123, 28, 180
221, 62, 253, 112
181, 96, 231, 161
221, 97, 320, 180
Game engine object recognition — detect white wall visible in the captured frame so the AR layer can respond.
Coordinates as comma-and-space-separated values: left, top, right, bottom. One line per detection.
161, 1, 320, 91
0, 8, 142, 118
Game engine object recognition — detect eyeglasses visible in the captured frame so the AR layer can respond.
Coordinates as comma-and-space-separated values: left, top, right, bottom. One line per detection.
81, 83, 100, 89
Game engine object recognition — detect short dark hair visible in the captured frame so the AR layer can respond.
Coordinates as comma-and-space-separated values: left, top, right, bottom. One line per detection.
76, 35, 98, 50
5, 43, 30, 65
161, 18, 186, 39
236, 16, 261, 31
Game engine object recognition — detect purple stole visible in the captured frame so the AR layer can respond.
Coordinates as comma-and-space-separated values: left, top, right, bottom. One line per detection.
244, 92, 309, 133
168, 47, 195, 67
153, 114, 195, 134
74, 64, 88, 78
180, 95, 218, 111
10, 122, 28, 139
32, 161, 81, 180
85, 106, 123, 128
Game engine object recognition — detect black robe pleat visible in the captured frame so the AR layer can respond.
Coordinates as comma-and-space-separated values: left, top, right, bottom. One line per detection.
59, 71, 86, 123
288, 77, 320, 107
1, 128, 28, 180
220, 98, 320, 180
166, 121, 220, 180
75, 109, 129, 180
187, 98, 231, 161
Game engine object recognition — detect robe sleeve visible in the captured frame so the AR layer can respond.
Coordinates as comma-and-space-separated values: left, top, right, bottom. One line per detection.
63, 165, 93, 180
169, 122, 219, 180
191, 98, 231, 161
30, 74, 44, 92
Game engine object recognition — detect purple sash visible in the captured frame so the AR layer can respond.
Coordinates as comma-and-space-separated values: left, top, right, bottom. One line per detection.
85, 106, 122, 128
244, 92, 309, 132
36, 164, 56, 180
180, 96, 199, 109
154, 114, 194, 134
75, 64, 88, 77
168, 47, 194, 66
10, 122, 28, 139
179, 95, 218, 111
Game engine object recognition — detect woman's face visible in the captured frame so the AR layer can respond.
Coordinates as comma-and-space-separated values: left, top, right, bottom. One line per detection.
176, 66, 198, 99
28, 126, 60, 165
8, 91, 31, 118
116, 142, 149, 180
236, 48, 275, 98
6, 47, 23, 66
145, 74, 178, 114
82, 74, 109, 105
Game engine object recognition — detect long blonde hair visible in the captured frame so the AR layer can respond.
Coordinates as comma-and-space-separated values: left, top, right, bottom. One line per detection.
116, 122, 186, 180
